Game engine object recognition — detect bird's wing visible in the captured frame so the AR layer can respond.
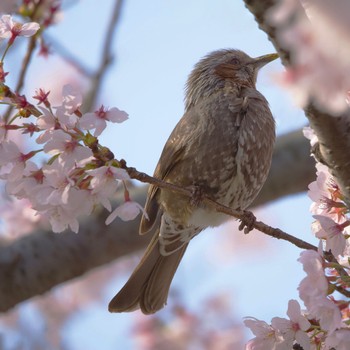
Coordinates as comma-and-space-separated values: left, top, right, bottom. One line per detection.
139, 109, 199, 234
140, 92, 246, 234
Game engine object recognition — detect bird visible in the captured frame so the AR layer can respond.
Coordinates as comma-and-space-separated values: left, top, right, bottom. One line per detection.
109, 49, 278, 315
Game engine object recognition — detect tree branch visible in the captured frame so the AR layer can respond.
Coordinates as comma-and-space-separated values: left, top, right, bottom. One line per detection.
3, 36, 37, 122
0, 129, 316, 312
83, 0, 125, 112
120, 162, 316, 251
243, 0, 350, 206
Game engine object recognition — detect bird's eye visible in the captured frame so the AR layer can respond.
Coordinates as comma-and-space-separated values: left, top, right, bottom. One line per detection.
230, 58, 240, 65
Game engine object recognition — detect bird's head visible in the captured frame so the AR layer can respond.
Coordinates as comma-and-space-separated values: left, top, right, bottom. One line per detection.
185, 49, 278, 109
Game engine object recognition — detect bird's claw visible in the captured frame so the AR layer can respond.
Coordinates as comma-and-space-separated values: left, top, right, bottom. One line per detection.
238, 210, 256, 234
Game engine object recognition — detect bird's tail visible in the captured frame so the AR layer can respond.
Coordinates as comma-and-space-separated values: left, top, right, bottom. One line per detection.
108, 231, 188, 315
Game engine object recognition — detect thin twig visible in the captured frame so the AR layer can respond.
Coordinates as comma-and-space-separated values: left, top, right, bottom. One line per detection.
83, 0, 125, 112
16, 36, 37, 93
121, 161, 350, 298
2, 0, 43, 121
120, 161, 317, 251
44, 34, 93, 77
3, 36, 37, 122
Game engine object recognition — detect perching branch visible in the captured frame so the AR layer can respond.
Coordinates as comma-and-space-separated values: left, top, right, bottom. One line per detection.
121, 161, 317, 251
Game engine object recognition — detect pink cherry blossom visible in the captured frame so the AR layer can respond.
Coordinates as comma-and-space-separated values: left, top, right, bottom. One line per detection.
0, 15, 40, 44
33, 88, 51, 107
106, 201, 148, 224
298, 250, 328, 307
298, 249, 325, 276
87, 166, 129, 211
52, 85, 82, 129
312, 215, 347, 257
244, 317, 283, 350
79, 105, 128, 136
325, 329, 350, 350
43, 130, 92, 169
5, 161, 43, 198
269, 0, 350, 114
36, 106, 58, 144
43, 205, 80, 233
19, 161, 93, 225
0, 140, 34, 181
88, 166, 129, 194
60, 84, 82, 114
308, 297, 342, 333
308, 163, 345, 221
271, 300, 311, 350
42, 161, 75, 206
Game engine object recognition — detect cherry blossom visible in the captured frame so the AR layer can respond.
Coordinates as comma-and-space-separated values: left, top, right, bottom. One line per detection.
41, 160, 75, 206
80, 105, 128, 136
5, 160, 43, 199
325, 329, 350, 350
33, 88, 51, 107
298, 250, 328, 307
43, 129, 92, 169
87, 166, 129, 210
244, 317, 283, 350
269, 0, 350, 114
53, 85, 82, 129
39, 182, 93, 233
308, 162, 345, 221
60, 84, 82, 114
271, 300, 311, 350
308, 297, 342, 333
42, 205, 80, 233
106, 201, 148, 224
312, 215, 348, 257
0, 14, 40, 44
0, 140, 35, 180
36, 106, 58, 144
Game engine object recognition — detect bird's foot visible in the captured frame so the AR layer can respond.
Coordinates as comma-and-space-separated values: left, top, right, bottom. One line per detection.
238, 210, 256, 234
188, 185, 204, 207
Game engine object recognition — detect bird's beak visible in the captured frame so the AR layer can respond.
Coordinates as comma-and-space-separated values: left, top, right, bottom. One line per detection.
252, 53, 279, 69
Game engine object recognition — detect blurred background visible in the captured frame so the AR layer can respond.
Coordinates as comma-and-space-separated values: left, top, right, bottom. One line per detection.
0, 0, 318, 349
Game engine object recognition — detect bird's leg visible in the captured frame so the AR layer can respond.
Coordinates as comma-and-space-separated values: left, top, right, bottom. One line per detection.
238, 210, 256, 234
188, 184, 204, 207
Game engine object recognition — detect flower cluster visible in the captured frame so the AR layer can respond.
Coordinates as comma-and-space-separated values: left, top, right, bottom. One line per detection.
245, 300, 311, 350
245, 127, 350, 349
269, 0, 350, 114
0, 15, 147, 233
0, 83, 141, 232
305, 127, 350, 260
0, 14, 39, 45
